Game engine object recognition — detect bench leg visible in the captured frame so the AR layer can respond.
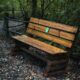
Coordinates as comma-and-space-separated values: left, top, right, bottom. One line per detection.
43, 57, 69, 77
43, 61, 52, 77
11, 43, 20, 56
11, 40, 30, 56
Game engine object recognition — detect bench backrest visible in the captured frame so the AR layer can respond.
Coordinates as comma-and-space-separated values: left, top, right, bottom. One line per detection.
26, 17, 78, 49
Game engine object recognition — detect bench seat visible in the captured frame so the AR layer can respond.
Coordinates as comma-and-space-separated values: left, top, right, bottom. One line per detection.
12, 35, 67, 55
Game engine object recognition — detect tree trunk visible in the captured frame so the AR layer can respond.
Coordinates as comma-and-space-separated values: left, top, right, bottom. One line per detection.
41, 0, 45, 18
31, 0, 37, 17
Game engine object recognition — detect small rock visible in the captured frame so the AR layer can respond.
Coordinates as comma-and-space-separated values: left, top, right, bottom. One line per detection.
65, 78, 70, 80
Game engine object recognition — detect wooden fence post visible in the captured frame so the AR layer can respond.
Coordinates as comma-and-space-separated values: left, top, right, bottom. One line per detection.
4, 12, 9, 38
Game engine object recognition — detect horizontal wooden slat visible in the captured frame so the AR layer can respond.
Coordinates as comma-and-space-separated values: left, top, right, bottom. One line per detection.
28, 23, 45, 32
60, 32, 75, 41
12, 35, 67, 55
28, 23, 75, 41
49, 29, 60, 37
30, 17, 39, 24
30, 17, 78, 33
27, 28, 72, 48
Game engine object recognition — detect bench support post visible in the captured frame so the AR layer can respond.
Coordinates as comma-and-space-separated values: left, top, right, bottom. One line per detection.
43, 61, 52, 76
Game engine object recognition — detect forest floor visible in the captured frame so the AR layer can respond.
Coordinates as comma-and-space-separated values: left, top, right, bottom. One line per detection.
0, 20, 80, 80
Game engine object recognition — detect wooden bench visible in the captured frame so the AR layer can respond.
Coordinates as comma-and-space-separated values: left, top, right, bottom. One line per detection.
12, 17, 79, 76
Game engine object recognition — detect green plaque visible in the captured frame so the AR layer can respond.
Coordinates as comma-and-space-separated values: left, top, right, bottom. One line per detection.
45, 27, 50, 33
